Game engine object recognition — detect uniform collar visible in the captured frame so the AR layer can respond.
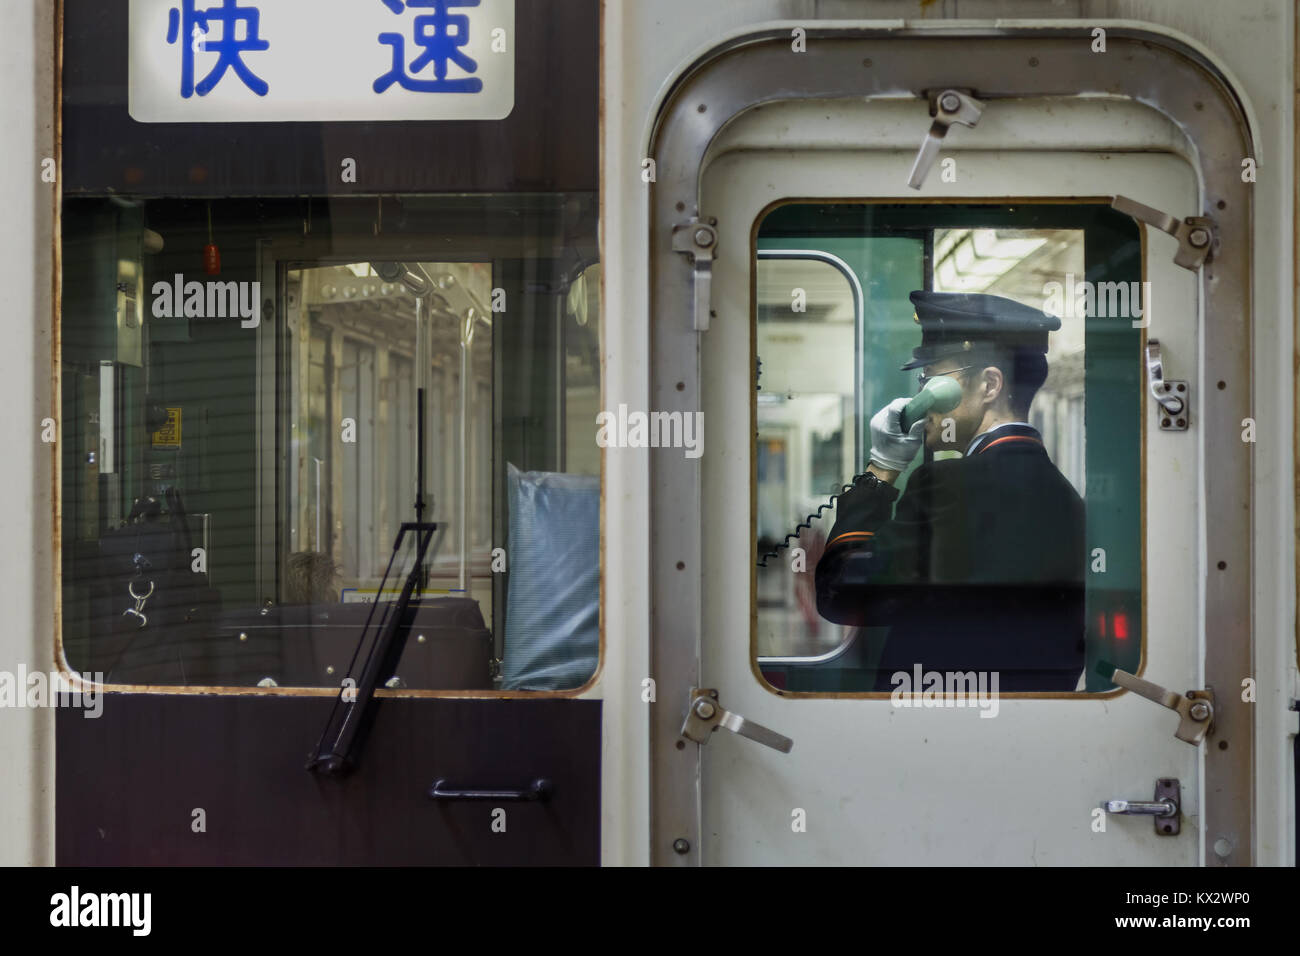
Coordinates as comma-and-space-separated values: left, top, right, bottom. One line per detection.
965, 421, 1040, 456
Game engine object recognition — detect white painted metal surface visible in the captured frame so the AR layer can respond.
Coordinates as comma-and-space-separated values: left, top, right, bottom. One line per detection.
0, 0, 56, 867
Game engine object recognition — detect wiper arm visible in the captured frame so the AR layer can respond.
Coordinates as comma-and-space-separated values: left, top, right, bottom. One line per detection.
306, 520, 438, 776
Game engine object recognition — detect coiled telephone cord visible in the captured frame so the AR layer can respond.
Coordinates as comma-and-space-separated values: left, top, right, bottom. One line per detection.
757, 470, 880, 568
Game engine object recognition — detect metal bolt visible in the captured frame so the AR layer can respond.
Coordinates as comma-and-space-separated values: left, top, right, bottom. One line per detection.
1189, 701, 1211, 721
238, 632, 248, 642
939, 92, 961, 113
1188, 227, 1210, 248
326, 665, 335, 676
417, 634, 426, 644
672, 838, 690, 855
694, 699, 716, 720
693, 227, 714, 248
1213, 837, 1232, 859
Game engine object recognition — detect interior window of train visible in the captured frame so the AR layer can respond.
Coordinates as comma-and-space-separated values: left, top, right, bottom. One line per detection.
754, 203, 1141, 695
58, 195, 601, 693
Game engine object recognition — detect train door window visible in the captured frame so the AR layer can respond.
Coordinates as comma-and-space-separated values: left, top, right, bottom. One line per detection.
755, 203, 1140, 694
59, 195, 601, 693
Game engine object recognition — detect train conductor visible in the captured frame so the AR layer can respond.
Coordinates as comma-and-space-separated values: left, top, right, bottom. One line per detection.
814, 291, 1086, 692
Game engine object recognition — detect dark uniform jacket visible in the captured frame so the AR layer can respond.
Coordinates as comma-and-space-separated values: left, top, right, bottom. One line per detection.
815, 424, 1086, 692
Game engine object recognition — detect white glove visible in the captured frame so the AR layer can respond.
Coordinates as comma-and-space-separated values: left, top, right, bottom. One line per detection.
869, 397, 925, 471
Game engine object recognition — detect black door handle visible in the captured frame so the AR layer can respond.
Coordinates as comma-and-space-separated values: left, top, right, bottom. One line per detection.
428, 777, 553, 803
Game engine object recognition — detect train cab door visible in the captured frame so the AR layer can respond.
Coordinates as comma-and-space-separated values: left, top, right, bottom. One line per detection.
649, 28, 1255, 865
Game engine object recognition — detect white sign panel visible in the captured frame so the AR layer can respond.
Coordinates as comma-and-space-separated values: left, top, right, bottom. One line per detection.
128, 0, 514, 122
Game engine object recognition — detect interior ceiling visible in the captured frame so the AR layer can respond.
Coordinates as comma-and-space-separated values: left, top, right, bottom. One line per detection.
756, 258, 855, 323
294, 262, 493, 371
757, 230, 1087, 320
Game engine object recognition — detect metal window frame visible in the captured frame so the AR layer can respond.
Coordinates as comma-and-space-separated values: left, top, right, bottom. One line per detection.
648, 25, 1255, 867
753, 248, 864, 666
755, 248, 865, 470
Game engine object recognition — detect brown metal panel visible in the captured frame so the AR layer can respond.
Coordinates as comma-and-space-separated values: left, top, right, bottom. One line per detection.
57, 695, 600, 865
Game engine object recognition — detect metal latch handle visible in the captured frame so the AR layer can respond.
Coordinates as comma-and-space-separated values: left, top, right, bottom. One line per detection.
672, 219, 717, 332
1111, 195, 1215, 270
1104, 799, 1176, 817
1102, 778, 1182, 835
680, 688, 793, 753
1101, 663, 1214, 745
907, 89, 984, 189
428, 778, 553, 802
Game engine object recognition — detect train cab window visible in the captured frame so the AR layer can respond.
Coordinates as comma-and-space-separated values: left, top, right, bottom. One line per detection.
59, 194, 601, 692
755, 203, 1141, 694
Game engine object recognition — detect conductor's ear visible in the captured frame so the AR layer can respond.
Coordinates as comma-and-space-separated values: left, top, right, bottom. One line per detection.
981, 366, 1005, 404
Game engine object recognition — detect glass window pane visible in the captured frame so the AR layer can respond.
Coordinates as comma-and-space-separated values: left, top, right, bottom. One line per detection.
755, 203, 1141, 695
60, 195, 600, 692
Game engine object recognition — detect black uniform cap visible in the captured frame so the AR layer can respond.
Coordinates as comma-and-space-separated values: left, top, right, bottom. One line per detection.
900, 290, 1061, 371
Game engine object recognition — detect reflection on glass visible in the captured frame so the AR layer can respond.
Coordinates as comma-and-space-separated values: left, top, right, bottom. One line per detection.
284, 261, 493, 595
59, 195, 600, 692
933, 228, 1086, 494
755, 254, 860, 662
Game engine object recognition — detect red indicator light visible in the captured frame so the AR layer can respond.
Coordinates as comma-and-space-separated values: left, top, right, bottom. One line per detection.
1113, 612, 1129, 641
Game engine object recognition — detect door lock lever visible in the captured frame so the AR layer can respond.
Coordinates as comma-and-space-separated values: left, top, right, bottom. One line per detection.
1103, 779, 1182, 835
907, 89, 984, 189
1100, 663, 1214, 745
1111, 195, 1215, 270
680, 688, 793, 753
671, 218, 718, 332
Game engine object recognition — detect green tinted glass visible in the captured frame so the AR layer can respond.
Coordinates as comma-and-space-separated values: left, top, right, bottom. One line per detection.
755, 203, 1141, 694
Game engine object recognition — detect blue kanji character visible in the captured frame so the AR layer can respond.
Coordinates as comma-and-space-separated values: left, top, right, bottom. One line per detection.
166, 0, 270, 99
374, 0, 484, 94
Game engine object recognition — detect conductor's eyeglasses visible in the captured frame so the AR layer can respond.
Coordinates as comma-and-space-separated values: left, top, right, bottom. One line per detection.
917, 365, 974, 391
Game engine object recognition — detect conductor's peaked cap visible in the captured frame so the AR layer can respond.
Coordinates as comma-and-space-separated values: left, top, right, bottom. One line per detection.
900, 291, 1061, 371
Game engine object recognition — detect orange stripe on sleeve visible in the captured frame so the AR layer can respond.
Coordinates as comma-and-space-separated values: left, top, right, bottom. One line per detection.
828, 530, 875, 547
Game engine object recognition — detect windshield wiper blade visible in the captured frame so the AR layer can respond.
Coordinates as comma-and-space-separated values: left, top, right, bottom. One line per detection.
306, 520, 438, 777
